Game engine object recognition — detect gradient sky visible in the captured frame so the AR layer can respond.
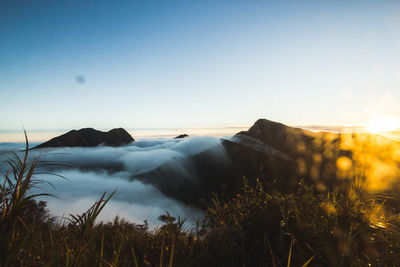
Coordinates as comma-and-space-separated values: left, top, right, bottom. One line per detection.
1, 0, 400, 140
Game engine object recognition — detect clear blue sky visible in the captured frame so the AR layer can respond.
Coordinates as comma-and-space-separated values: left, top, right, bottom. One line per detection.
1, 0, 400, 136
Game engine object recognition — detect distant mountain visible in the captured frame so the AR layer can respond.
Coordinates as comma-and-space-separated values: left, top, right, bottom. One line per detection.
174, 134, 189, 139
34, 128, 134, 148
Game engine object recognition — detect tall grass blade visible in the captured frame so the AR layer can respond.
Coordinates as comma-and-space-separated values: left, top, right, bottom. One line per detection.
168, 234, 176, 267
131, 246, 139, 267
301, 255, 316, 267
160, 234, 165, 267
287, 240, 293, 267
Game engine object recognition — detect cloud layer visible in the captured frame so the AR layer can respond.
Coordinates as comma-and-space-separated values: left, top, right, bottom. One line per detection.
0, 137, 227, 227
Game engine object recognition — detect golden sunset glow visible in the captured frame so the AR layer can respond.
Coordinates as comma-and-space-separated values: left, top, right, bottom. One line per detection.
366, 116, 399, 134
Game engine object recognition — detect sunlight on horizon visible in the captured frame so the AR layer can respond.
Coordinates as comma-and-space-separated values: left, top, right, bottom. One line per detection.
366, 116, 399, 134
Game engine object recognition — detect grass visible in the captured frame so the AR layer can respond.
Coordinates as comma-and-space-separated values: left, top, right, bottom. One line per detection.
2, 136, 400, 266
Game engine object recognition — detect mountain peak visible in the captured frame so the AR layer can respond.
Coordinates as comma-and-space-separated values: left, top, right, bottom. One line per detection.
34, 128, 134, 149
239, 118, 315, 153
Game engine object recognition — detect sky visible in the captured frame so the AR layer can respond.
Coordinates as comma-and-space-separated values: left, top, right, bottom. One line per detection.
1, 0, 400, 141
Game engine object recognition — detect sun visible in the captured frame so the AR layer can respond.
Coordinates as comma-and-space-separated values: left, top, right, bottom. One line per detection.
366, 116, 399, 134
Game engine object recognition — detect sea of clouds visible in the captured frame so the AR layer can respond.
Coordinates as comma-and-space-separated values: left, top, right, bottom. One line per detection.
0, 136, 230, 227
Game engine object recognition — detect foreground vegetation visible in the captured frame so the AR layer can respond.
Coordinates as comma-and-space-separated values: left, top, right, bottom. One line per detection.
2, 137, 400, 266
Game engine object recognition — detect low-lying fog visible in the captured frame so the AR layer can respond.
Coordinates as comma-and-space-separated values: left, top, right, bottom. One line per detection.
0, 136, 229, 227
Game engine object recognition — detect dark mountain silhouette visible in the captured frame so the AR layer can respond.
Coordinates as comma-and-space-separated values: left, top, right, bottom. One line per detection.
224, 119, 345, 192
237, 119, 318, 153
34, 128, 134, 148
174, 134, 189, 139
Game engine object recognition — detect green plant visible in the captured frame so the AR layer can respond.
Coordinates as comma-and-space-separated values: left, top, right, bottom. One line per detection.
0, 131, 53, 264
